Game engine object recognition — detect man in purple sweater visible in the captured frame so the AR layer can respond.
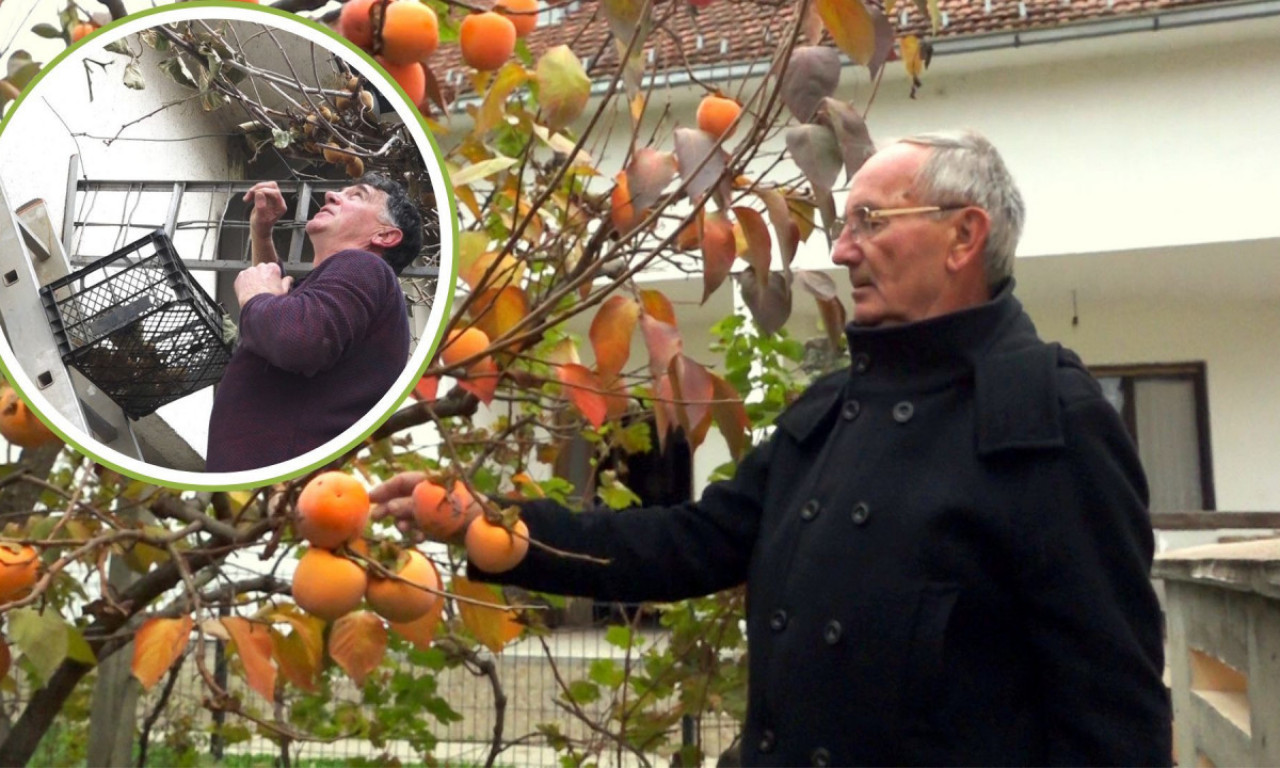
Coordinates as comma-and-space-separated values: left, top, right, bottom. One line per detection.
205, 174, 420, 473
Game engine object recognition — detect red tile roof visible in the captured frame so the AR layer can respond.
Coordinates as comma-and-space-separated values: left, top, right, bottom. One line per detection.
426, 0, 1240, 99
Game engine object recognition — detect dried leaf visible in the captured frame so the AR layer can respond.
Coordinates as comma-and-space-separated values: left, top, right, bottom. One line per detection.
700, 212, 736, 304
709, 374, 750, 460
557, 364, 608, 428
131, 616, 192, 691
639, 289, 676, 325
640, 316, 683, 379
756, 188, 801, 269
589, 296, 640, 379
732, 207, 773, 282
674, 128, 728, 206
475, 62, 530, 136
536, 45, 590, 131
422, 63, 450, 116
328, 611, 387, 685
737, 268, 792, 335
223, 617, 276, 703
796, 270, 848, 349
469, 286, 528, 344
781, 46, 842, 123
626, 148, 677, 211
815, 98, 875, 183
785, 124, 842, 196
453, 576, 523, 653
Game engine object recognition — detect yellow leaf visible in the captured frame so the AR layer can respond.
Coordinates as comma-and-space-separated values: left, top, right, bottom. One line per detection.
328, 611, 387, 685
815, 0, 876, 68
469, 286, 529, 344
389, 596, 445, 651
267, 607, 325, 692
474, 62, 530, 136
901, 35, 925, 79
453, 576, 522, 653
222, 617, 276, 703
131, 616, 192, 691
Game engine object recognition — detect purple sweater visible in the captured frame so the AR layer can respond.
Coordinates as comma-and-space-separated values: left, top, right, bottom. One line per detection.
206, 249, 409, 472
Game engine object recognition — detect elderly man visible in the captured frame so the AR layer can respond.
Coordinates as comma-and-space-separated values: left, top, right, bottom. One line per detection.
206, 175, 421, 472
372, 131, 1171, 765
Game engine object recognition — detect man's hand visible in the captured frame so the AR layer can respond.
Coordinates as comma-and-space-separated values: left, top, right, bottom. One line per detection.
370, 471, 484, 544
244, 181, 288, 237
233, 262, 293, 308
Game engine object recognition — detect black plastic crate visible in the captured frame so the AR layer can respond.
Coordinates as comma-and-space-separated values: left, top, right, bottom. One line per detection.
39, 229, 231, 419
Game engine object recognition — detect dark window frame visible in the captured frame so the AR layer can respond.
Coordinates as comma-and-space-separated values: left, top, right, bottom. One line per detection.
1090, 362, 1216, 510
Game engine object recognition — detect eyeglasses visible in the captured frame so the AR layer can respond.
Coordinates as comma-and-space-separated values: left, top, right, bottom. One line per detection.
839, 204, 969, 239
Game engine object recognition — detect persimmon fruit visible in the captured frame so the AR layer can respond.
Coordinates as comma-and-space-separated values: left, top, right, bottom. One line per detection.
459, 12, 517, 72
296, 471, 370, 549
70, 23, 98, 42
339, 0, 380, 48
465, 516, 529, 574
412, 479, 473, 540
366, 549, 441, 622
377, 59, 427, 107
696, 94, 741, 140
495, 0, 539, 37
291, 547, 368, 621
440, 327, 490, 368
0, 542, 39, 602
0, 387, 59, 449
380, 1, 440, 65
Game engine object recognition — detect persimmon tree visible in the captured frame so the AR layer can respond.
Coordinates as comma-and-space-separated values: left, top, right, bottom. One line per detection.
0, 0, 938, 765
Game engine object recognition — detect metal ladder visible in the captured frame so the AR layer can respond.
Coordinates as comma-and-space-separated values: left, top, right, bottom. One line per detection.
0, 178, 144, 460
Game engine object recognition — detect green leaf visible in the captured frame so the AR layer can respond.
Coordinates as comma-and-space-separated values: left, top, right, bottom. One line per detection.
535, 45, 590, 132
588, 658, 625, 688
66, 627, 97, 665
604, 624, 633, 649
565, 679, 600, 704
158, 57, 197, 89
32, 24, 63, 39
104, 39, 132, 56
9, 608, 70, 684
122, 63, 146, 90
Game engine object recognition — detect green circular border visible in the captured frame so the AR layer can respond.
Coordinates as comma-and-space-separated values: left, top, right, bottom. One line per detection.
0, 1, 459, 491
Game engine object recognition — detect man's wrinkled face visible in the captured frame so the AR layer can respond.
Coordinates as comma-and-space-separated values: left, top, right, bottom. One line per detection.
830, 143, 959, 328
306, 183, 392, 244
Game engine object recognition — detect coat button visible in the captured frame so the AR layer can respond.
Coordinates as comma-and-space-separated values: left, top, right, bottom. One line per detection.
810, 747, 831, 766
758, 729, 776, 753
851, 502, 871, 525
769, 609, 788, 631
823, 620, 842, 644
800, 499, 820, 521
892, 401, 914, 423
841, 399, 861, 421
852, 353, 871, 373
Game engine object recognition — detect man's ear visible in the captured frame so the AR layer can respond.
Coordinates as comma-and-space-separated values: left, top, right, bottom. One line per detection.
371, 227, 404, 251
944, 207, 990, 274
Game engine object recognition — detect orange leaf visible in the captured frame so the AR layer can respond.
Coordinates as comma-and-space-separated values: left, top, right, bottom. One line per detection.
328, 611, 388, 685
600, 373, 631, 421
223, 617, 276, 703
268, 609, 325, 692
545, 337, 581, 367
641, 315, 683, 379
675, 211, 703, 252
709, 373, 750, 460
0, 638, 11, 682
469, 286, 529, 344
389, 595, 445, 651
412, 376, 440, 402
453, 576, 523, 653
458, 357, 500, 405
700, 212, 736, 303
669, 355, 714, 448
463, 250, 526, 293
639, 289, 676, 325
733, 207, 773, 285
131, 616, 193, 691
557, 363, 608, 429
589, 296, 640, 379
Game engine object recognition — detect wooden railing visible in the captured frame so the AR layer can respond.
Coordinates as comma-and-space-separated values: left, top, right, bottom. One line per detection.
1154, 535, 1280, 767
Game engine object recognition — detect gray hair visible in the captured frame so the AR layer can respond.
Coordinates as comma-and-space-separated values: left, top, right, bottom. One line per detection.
897, 130, 1025, 289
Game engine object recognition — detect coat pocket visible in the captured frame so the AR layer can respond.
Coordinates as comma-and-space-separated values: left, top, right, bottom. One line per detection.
902, 581, 961, 732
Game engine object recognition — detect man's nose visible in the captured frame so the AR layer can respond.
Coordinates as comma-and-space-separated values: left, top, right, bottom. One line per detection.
325, 190, 340, 204
831, 230, 863, 267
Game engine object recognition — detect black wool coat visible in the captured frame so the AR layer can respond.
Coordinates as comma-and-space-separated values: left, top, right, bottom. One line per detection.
476, 284, 1172, 766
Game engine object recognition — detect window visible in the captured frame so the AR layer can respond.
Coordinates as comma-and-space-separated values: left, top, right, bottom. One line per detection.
1093, 363, 1215, 512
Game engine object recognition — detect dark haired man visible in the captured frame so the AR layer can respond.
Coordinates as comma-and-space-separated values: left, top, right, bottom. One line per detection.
206, 174, 421, 472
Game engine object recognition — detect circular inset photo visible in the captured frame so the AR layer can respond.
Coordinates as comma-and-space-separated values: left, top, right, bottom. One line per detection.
0, 4, 456, 489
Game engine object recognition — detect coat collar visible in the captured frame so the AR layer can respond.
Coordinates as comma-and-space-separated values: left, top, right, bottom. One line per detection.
841, 279, 1031, 393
